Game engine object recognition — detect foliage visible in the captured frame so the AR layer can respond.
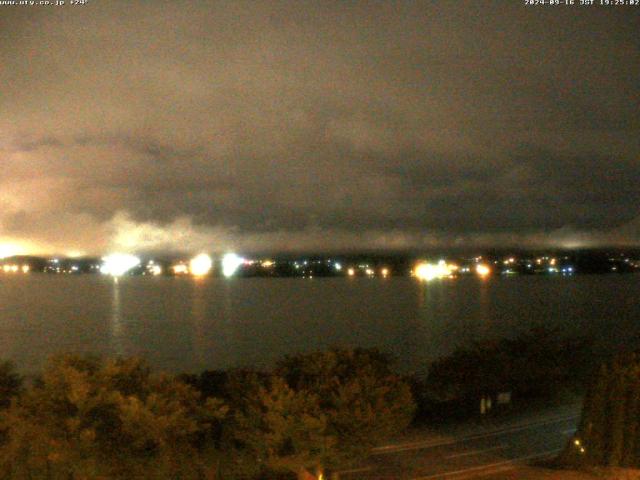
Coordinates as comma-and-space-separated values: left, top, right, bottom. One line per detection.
228, 375, 329, 477
425, 327, 591, 406
565, 354, 640, 468
191, 348, 415, 478
0, 354, 227, 479
0, 348, 415, 479
0, 361, 22, 409
275, 348, 416, 469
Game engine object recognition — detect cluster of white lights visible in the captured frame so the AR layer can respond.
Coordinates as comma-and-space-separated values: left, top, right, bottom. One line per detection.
412, 260, 492, 281
414, 260, 456, 281
222, 253, 244, 278
100, 254, 141, 277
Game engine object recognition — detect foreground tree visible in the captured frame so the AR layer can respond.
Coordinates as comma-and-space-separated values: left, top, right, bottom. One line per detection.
0, 349, 415, 479
425, 327, 591, 409
563, 354, 640, 468
275, 348, 416, 472
196, 349, 415, 479
0, 354, 227, 479
226, 375, 330, 478
0, 361, 21, 410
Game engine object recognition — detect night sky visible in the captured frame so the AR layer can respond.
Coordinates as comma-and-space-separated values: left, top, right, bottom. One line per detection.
1, 1, 638, 256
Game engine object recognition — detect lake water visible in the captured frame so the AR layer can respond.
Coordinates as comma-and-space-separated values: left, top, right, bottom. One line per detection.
1, 274, 639, 375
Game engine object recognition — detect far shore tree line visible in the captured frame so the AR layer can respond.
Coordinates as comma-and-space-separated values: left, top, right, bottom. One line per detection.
0, 327, 612, 479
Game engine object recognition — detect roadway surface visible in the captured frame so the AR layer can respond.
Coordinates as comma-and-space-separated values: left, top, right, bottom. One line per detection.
338, 403, 581, 479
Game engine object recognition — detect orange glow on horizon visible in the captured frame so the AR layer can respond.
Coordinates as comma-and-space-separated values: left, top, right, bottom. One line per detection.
0, 243, 25, 259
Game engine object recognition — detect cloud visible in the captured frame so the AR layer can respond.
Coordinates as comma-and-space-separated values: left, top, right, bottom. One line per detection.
0, 1, 638, 254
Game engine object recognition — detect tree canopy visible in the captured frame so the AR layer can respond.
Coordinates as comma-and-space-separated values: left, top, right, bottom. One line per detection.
0, 355, 227, 479
0, 349, 415, 479
564, 353, 640, 468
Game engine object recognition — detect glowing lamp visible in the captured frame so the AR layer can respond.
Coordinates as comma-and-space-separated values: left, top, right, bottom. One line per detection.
476, 264, 491, 277
414, 260, 453, 281
172, 264, 189, 275
222, 253, 244, 278
189, 254, 213, 276
100, 254, 140, 276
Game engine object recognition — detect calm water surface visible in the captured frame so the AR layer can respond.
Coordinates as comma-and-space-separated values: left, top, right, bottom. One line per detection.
1, 274, 639, 374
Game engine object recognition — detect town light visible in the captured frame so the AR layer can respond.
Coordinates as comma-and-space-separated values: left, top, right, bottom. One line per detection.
222, 253, 244, 278
476, 264, 491, 277
189, 253, 213, 276
172, 263, 189, 275
414, 260, 454, 281
100, 254, 140, 276
149, 264, 162, 276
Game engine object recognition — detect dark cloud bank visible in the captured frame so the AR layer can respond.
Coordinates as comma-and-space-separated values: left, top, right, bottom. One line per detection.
0, 1, 638, 255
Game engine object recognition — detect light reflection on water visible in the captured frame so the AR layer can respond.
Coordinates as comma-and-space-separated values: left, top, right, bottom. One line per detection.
0, 274, 638, 374
110, 278, 124, 356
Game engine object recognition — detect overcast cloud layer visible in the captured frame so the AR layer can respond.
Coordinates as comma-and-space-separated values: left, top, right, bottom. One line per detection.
1, 1, 639, 255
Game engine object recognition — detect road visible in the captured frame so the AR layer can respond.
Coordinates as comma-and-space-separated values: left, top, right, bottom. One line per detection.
338, 403, 581, 479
